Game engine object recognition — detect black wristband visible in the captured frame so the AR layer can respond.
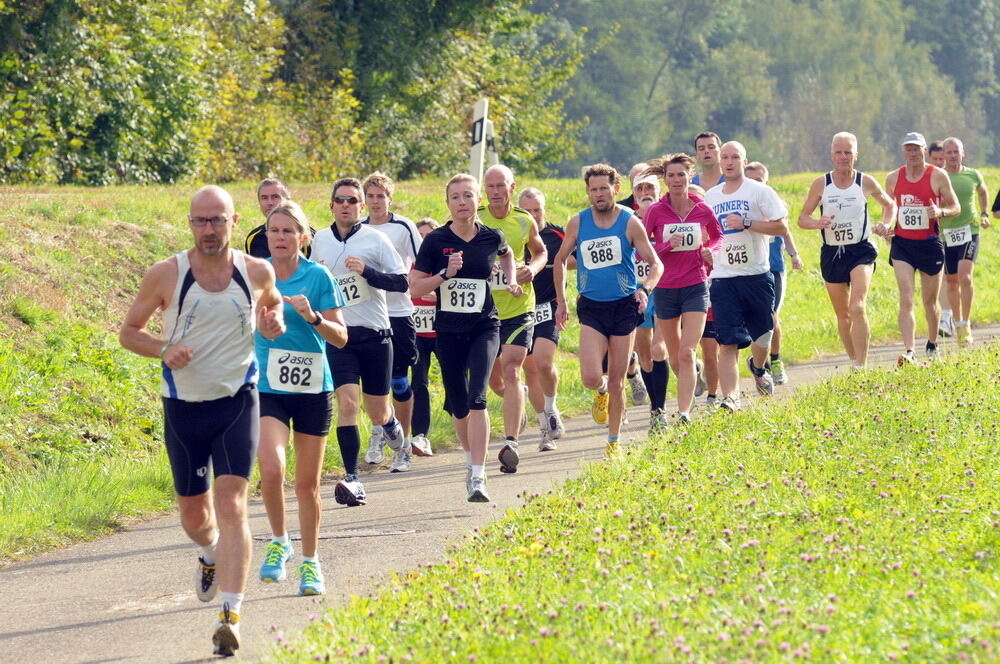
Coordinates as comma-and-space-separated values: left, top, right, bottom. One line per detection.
308, 313, 322, 326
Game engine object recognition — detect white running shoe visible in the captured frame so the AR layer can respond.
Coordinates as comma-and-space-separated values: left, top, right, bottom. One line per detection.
467, 476, 490, 503
365, 427, 384, 464
195, 556, 218, 602
897, 349, 917, 367
383, 419, 405, 451
938, 316, 954, 338
538, 433, 557, 452
212, 604, 241, 656
628, 372, 648, 406
547, 409, 565, 439
694, 359, 706, 397
719, 394, 742, 412
410, 434, 433, 457
334, 474, 366, 506
498, 439, 520, 473
390, 440, 412, 473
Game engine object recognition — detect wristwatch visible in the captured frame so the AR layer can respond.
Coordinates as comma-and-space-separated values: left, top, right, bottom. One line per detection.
308, 313, 322, 326
437, 268, 450, 281
742, 217, 752, 230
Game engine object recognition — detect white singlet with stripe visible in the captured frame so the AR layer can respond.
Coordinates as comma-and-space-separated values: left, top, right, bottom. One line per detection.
363, 213, 422, 317
820, 171, 870, 246
161, 250, 258, 401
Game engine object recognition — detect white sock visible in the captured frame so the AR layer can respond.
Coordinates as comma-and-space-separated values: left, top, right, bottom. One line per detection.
272, 533, 289, 545
941, 309, 952, 322
301, 555, 318, 565
471, 464, 485, 480
957, 320, 969, 327
220, 592, 243, 616
465, 451, 473, 466
200, 532, 219, 565
598, 376, 608, 393
544, 395, 555, 411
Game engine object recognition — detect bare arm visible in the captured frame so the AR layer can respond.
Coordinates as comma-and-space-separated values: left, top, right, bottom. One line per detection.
553, 215, 580, 329
931, 168, 960, 219
976, 178, 989, 228
519, 223, 547, 284
861, 173, 897, 237
627, 216, 663, 287
119, 259, 179, 361
247, 257, 285, 340
797, 176, 828, 230
281, 294, 349, 348
498, 247, 523, 297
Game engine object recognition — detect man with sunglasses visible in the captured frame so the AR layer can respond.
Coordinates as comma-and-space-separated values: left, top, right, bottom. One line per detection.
119, 185, 286, 656
311, 178, 410, 506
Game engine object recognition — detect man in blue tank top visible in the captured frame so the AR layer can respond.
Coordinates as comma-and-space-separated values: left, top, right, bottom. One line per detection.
120, 185, 286, 656
552, 164, 662, 449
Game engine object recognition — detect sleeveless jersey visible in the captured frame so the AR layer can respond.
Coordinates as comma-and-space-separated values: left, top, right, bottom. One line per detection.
893, 165, 939, 240
576, 207, 637, 302
479, 205, 535, 318
161, 250, 257, 401
820, 171, 871, 246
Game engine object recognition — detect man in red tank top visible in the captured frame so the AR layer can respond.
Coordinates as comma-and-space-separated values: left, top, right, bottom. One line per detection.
880, 132, 959, 365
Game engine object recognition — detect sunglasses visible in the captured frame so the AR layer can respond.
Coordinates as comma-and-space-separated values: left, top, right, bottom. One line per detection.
333, 195, 360, 205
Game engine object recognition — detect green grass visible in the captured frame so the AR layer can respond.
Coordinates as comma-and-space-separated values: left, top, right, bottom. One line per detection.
272, 344, 1000, 662
0, 170, 997, 563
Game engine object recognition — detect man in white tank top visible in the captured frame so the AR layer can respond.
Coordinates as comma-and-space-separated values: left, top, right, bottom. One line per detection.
120, 185, 285, 656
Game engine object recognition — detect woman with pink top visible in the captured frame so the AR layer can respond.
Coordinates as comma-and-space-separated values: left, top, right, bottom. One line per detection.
642, 153, 724, 423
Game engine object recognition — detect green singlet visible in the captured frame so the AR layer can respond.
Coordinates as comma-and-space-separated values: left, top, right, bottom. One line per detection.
943, 166, 986, 233
478, 204, 535, 319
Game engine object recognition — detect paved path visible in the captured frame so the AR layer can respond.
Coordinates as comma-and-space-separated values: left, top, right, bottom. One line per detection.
3, 326, 998, 662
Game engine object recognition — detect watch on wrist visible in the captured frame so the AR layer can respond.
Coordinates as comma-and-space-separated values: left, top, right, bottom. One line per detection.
308, 313, 322, 326
438, 268, 449, 281
742, 217, 752, 230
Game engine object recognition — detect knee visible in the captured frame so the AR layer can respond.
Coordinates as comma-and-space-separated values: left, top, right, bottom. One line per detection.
847, 301, 866, 320
295, 479, 320, 503
214, 490, 246, 523
337, 395, 359, 417
180, 504, 212, 534
959, 274, 973, 289
258, 459, 285, 487
391, 375, 413, 401
581, 369, 603, 390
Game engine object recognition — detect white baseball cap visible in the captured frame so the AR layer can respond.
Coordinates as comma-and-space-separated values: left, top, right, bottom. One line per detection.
632, 173, 659, 189
901, 132, 926, 147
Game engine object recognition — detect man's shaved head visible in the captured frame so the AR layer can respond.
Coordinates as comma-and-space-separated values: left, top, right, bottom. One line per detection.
483, 164, 515, 185
720, 141, 747, 160
190, 185, 235, 216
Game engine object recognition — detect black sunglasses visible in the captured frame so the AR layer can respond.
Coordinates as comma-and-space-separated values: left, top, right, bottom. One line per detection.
334, 195, 360, 205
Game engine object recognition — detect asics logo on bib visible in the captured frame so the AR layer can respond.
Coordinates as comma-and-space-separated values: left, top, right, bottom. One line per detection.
448, 280, 478, 291
585, 238, 616, 252
276, 352, 315, 367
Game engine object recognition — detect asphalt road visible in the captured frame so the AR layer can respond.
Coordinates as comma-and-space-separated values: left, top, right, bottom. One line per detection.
2, 325, 997, 663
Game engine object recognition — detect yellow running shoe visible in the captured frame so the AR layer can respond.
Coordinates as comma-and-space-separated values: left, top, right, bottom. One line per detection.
956, 323, 973, 347
591, 390, 609, 425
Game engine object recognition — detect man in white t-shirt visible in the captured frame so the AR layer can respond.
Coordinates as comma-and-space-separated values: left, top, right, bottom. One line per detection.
704, 141, 789, 411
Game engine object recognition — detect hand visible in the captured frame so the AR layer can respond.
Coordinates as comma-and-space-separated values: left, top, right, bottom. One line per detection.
446, 251, 463, 277
791, 254, 804, 270
668, 234, 684, 249
700, 246, 714, 266
874, 222, 891, 239
928, 203, 941, 220
424, 291, 438, 303
506, 283, 523, 297
817, 215, 834, 229
555, 301, 568, 331
635, 288, 648, 313
515, 265, 534, 284
283, 294, 315, 321
981, 215, 990, 229
724, 213, 745, 231
162, 343, 194, 370
344, 256, 366, 274
258, 307, 286, 340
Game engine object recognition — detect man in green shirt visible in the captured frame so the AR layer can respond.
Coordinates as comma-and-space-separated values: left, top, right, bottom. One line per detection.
941, 137, 989, 346
481, 165, 548, 474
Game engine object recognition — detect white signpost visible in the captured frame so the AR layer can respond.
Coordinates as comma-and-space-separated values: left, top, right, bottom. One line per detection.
470, 98, 499, 185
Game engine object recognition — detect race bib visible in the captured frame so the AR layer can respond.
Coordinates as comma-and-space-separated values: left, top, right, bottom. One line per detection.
721, 232, 756, 268
412, 305, 436, 333
266, 348, 323, 394
664, 222, 702, 252
489, 260, 514, 291
581, 235, 623, 270
440, 278, 487, 313
943, 225, 970, 247
335, 273, 372, 307
826, 216, 864, 246
533, 301, 553, 325
635, 259, 652, 284
898, 206, 929, 230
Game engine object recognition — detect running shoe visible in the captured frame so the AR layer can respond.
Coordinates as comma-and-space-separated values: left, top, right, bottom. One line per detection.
299, 560, 326, 596
390, 441, 412, 473
694, 359, 706, 397
719, 394, 742, 412
897, 349, 916, 367
498, 439, 520, 473
591, 390, 609, 424
925, 342, 940, 362
383, 419, 405, 451
365, 427, 385, 465
705, 394, 718, 409
410, 434, 433, 457
546, 409, 565, 439
677, 411, 692, 425
746, 356, 774, 396
956, 323, 973, 347
647, 408, 667, 436
259, 540, 294, 582
938, 317, 954, 338
212, 604, 241, 657
538, 432, 557, 452
769, 357, 788, 385
468, 476, 490, 503
334, 474, 366, 506
195, 556, 218, 602
628, 372, 648, 406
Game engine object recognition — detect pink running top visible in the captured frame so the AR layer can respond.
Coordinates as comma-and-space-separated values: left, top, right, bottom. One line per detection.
643, 194, 723, 289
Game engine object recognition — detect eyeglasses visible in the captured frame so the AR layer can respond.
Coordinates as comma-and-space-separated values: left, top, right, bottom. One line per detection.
189, 216, 230, 228
333, 195, 360, 205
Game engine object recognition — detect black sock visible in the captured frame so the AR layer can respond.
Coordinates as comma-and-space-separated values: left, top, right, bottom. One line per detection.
770, 353, 780, 362
336, 425, 361, 475
650, 360, 669, 410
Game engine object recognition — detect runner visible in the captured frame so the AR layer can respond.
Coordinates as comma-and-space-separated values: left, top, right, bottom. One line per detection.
119, 185, 285, 656
643, 154, 722, 424
692, 131, 725, 403
744, 161, 804, 384
630, 172, 671, 431
480, 165, 547, 473
617, 162, 650, 210
799, 132, 896, 369
410, 218, 442, 457
940, 137, 990, 346
882, 132, 960, 364
255, 201, 348, 596
244, 178, 290, 259
410, 174, 522, 502
928, 140, 953, 337
518, 188, 569, 451
692, 132, 724, 190
703, 142, 789, 411
311, 178, 410, 506
553, 164, 663, 448
360, 172, 429, 461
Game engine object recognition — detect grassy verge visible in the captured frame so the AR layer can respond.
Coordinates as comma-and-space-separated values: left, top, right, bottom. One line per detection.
274, 344, 1000, 662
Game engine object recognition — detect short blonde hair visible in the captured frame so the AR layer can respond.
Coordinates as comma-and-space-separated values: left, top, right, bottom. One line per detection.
446, 173, 480, 198
267, 200, 312, 248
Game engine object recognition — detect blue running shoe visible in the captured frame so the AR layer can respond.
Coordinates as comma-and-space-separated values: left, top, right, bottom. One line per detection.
299, 560, 326, 596
259, 540, 293, 582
